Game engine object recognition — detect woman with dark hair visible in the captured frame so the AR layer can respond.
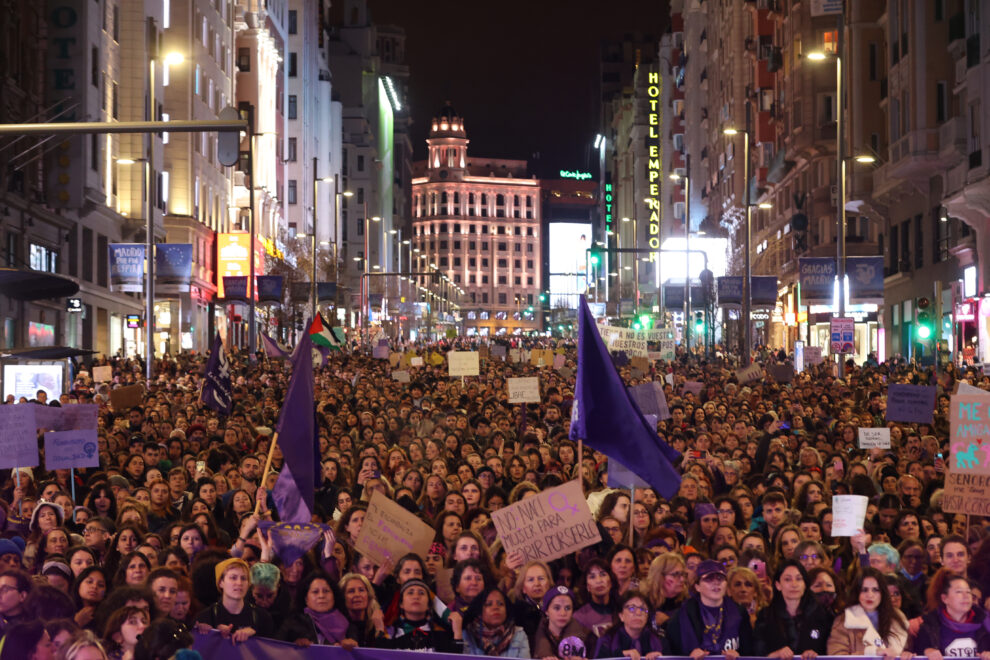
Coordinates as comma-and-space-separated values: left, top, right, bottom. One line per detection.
753, 559, 833, 657
451, 558, 492, 616
827, 567, 907, 656
434, 511, 463, 554
102, 605, 149, 660
574, 558, 618, 637
594, 590, 667, 658
83, 483, 118, 522
0, 620, 55, 660
463, 588, 530, 657
278, 572, 349, 646
71, 566, 109, 630
111, 551, 152, 587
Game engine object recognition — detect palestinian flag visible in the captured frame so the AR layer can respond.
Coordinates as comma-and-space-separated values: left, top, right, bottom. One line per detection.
309, 314, 346, 350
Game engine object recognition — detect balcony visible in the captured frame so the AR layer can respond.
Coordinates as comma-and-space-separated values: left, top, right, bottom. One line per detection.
938, 116, 967, 165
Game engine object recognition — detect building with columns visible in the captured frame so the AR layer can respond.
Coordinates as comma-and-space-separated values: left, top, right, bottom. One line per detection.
411, 104, 542, 336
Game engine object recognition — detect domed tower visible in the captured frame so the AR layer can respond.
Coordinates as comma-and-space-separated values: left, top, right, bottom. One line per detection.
427, 102, 468, 179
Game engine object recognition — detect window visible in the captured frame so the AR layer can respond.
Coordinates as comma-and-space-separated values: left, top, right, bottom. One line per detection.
482, 293, 489, 303
868, 43, 878, 81
287, 138, 297, 162
91, 47, 99, 87
498, 293, 507, 304
469, 258, 476, 267
454, 241, 461, 250
914, 214, 924, 268
514, 276, 521, 285
822, 30, 838, 54
237, 48, 250, 71
482, 258, 489, 268
289, 52, 297, 77
514, 259, 521, 268
30, 244, 58, 274
439, 257, 448, 267
482, 276, 489, 285
288, 10, 297, 34
527, 277, 534, 285
498, 276, 507, 285
469, 241, 476, 250
454, 257, 461, 267
514, 244, 521, 252
498, 242, 507, 251
526, 260, 533, 269
288, 180, 297, 204
497, 259, 508, 268
288, 95, 297, 119
527, 244, 534, 253
357, 155, 365, 171
936, 82, 948, 123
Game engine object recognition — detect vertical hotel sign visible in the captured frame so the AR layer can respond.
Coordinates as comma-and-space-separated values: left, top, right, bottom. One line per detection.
46, 0, 88, 208
646, 69, 662, 262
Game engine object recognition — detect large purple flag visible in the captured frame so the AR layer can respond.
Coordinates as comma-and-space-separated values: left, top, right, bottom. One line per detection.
272, 330, 317, 523
258, 521, 331, 566
569, 297, 682, 498
260, 332, 289, 359
200, 333, 233, 415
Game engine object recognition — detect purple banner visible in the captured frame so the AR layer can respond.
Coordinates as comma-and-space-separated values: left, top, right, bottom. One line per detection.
257, 275, 284, 303
886, 384, 936, 424
223, 276, 248, 301
257, 521, 331, 567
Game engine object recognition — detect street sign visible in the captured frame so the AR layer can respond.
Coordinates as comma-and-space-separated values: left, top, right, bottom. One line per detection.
830, 317, 854, 354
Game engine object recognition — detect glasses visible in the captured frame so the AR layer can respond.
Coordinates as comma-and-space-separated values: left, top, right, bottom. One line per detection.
700, 574, 727, 583
721, 559, 737, 567
83, 528, 105, 535
624, 604, 649, 614
0, 585, 18, 596
603, 525, 620, 533
799, 553, 821, 561
666, 571, 688, 580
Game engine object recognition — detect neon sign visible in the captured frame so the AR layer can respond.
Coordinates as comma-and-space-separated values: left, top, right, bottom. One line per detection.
646, 69, 662, 261
560, 169, 593, 180
604, 180, 613, 232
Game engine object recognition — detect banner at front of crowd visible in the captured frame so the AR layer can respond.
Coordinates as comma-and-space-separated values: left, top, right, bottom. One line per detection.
944, 393, 990, 515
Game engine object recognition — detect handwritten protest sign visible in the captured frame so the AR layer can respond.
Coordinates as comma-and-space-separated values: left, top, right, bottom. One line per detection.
109, 384, 144, 410
628, 382, 670, 420
491, 480, 600, 562
735, 364, 762, 384
508, 377, 540, 404
886, 384, 936, 424
92, 366, 112, 383
804, 346, 823, 365
44, 429, 100, 470
943, 394, 990, 515
857, 427, 891, 449
630, 356, 650, 373
448, 351, 480, 377
354, 490, 435, 565
410, 357, 424, 367
831, 495, 869, 536
388, 353, 401, 368
0, 405, 39, 468
391, 370, 410, 383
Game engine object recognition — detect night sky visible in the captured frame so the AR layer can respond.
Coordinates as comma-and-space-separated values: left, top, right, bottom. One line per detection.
367, 0, 669, 178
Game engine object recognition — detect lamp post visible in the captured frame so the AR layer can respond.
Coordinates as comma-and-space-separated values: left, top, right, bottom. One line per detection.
362, 209, 381, 346
724, 121, 751, 365
670, 154, 692, 349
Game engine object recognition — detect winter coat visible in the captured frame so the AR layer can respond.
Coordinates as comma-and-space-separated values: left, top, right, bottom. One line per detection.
666, 595, 753, 655
463, 625, 532, 658
826, 605, 908, 655
753, 594, 832, 656
913, 607, 990, 656
594, 625, 668, 658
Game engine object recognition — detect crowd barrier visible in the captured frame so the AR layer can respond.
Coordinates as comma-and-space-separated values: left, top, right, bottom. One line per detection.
191, 632, 909, 660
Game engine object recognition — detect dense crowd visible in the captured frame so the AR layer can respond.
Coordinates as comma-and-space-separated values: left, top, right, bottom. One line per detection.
0, 338, 988, 660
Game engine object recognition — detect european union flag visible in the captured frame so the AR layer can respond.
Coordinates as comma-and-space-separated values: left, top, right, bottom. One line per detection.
569, 297, 682, 498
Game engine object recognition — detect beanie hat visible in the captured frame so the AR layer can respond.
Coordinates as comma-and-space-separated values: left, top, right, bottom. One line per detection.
541, 585, 576, 612
214, 557, 250, 587
399, 578, 430, 599
0, 537, 24, 558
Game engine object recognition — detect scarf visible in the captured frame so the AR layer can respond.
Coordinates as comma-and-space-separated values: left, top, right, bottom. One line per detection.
938, 606, 982, 634
304, 608, 349, 644
699, 602, 724, 652
467, 617, 516, 656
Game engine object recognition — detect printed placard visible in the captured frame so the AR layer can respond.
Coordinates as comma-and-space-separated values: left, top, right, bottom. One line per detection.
858, 427, 891, 449
831, 495, 869, 536
448, 351, 480, 377
44, 429, 100, 470
944, 394, 990, 515
885, 384, 936, 424
410, 357, 424, 367
507, 377, 540, 404
491, 480, 600, 562
92, 366, 112, 383
354, 490, 435, 565
657, 339, 676, 361
0, 405, 39, 469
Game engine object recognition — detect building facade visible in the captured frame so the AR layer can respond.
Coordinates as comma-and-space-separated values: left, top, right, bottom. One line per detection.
411, 105, 541, 336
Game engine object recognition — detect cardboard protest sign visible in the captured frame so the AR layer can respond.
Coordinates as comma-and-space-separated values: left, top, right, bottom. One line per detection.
630, 356, 650, 373
508, 377, 540, 404
388, 353, 401, 368
109, 384, 144, 410
769, 364, 794, 383
831, 495, 869, 536
479, 345, 489, 361
354, 490, 435, 565
530, 349, 554, 367
0, 405, 39, 469
943, 394, 990, 515
44, 429, 100, 470
448, 351, 480, 377
804, 346, 823, 365
682, 381, 704, 396
735, 364, 762, 384
508, 348, 522, 363
858, 427, 891, 449
885, 384, 936, 424
628, 382, 670, 420
92, 366, 112, 383
410, 356, 424, 367
391, 370, 411, 383
491, 480, 600, 562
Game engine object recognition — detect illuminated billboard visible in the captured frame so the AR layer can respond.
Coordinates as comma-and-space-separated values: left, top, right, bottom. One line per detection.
217, 233, 264, 299
548, 223, 592, 308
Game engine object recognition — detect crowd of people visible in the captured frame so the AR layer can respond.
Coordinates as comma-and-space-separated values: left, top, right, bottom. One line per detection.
0, 337, 988, 660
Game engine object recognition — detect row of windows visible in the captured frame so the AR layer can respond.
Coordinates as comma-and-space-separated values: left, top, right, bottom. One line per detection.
464, 293, 535, 307
465, 309, 536, 321
420, 192, 533, 206
416, 223, 536, 237
415, 192, 535, 219
431, 256, 535, 269
418, 240, 535, 254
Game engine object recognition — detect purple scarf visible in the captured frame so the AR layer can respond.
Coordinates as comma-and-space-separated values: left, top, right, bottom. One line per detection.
305, 608, 349, 644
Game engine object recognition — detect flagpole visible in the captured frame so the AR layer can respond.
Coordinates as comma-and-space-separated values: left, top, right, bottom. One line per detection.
577, 439, 584, 494
255, 431, 280, 515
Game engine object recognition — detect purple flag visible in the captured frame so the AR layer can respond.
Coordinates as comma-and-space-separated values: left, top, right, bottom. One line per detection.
569, 296, 682, 498
261, 333, 289, 359
200, 333, 233, 415
272, 330, 317, 523
258, 520, 330, 566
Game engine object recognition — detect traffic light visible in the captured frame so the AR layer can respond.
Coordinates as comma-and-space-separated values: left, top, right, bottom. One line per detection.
639, 314, 652, 329
694, 311, 705, 334
539, 292, 547, 303
916, 297, 933, 340
589, 247, 602, 266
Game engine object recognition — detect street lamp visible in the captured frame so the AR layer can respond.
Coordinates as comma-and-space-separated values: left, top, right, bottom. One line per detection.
362, 213, 381, 345
724, 122, 752, 364
670, 154, 692, 350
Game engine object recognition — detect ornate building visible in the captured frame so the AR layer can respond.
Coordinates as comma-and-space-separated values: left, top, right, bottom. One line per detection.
411, 104, 542, 335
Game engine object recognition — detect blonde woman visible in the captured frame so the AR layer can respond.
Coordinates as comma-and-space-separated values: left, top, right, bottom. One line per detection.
727, 565, 768, 627
642, 552, 689, 627
339, 572, 385, 649
507, 559, 553, 648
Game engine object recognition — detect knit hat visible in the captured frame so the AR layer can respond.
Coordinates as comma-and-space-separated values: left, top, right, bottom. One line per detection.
399, 578, 430, 599
0, 537, 25, 558
694, 502, 717, 519
29, 501, 65, 533
541, 585, 576, 612
214, 557, 250, 587
428, 542, 446, 557
41, 560, 72, 581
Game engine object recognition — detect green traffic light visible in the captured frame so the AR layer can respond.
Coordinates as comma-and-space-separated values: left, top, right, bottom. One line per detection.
633, 322, 641, 330
590, 254, 600, 265
917, 325, 932, 340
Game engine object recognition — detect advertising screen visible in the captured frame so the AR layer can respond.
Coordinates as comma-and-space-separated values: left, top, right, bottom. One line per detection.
217, 233, 264, 299
3, 364, 64, 401
548, 222, 592, 309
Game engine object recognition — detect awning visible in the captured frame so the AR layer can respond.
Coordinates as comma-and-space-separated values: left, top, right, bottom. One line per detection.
0, 268, 79, 301
0, 346, 96, 360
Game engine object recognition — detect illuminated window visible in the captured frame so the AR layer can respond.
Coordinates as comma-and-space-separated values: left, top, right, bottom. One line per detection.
823, 30, 838, 54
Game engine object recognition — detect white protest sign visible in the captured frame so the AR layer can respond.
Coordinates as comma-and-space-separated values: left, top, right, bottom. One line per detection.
857, 427, 891, 449
507, 377, 540, 404
410, 357, 424, 367
831, 495, 869, 536
735, 363, 762, 384
44, 429, 100, 470
391, 370, 411, 383
448, 351, 480, 377
92, 366, 112, 383
657, 338, 676, 361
